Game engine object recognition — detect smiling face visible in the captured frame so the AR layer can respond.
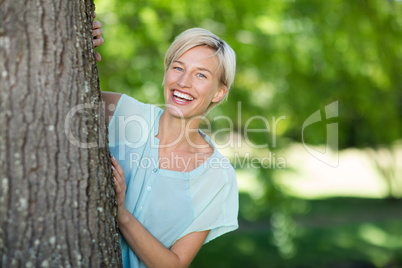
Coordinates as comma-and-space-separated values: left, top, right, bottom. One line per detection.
163, 46, 227, 119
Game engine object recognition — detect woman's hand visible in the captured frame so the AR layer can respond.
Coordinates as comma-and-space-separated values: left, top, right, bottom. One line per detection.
110, 157, 208, 268
111, 155, 129, 222
93, 12, 104, 62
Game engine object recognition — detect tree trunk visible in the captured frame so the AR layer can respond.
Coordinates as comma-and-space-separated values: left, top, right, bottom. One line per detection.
0, 0, 122, 267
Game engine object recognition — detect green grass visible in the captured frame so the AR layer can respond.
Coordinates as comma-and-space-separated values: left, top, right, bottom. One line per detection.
191, 198, 402, 268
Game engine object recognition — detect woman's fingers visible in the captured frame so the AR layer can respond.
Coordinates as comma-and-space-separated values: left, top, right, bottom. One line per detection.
92, 21, 103, 47
93, 20, 102, 29
93, 28, 103, 37
112, 166, 123, 185
95, 52, 101, 62
111, 156, 126, 194
92, 21, 103, 48
111, 156, 124, 179
113, 173, 126, 206
92, 19, 103, 62
93, 37, 104, 48
114, 177, 122, 194
113, 167, 125, 206
111, 156, 126, 209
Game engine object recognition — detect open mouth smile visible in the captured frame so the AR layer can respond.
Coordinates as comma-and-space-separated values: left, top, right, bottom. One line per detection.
172, 90, 195, 105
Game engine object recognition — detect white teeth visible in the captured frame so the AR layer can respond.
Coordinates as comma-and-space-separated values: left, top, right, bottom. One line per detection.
173, 90, 194, 101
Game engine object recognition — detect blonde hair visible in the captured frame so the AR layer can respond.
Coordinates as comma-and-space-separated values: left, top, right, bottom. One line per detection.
164, 28, 236, 111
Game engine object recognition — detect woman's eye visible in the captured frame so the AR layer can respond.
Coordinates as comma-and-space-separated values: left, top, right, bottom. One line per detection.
197, 73, 207, 78
173, 66, 183, 71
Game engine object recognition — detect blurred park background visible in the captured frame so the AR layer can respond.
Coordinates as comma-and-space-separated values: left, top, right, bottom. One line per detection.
94, 0, 402, 267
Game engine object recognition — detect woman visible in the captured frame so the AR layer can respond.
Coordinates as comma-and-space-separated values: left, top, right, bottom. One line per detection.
94, 22, 238, 268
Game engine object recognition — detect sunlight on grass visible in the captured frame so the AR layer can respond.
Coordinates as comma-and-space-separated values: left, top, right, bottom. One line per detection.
359, 224, 388, 247
359, 224, 402, 249
273, 144, 396, 199
356, 224, 398, 268
236, 169, 264, 199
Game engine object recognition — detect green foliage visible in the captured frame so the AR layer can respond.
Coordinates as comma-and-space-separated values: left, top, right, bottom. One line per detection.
95, 0, 402, 149
94, 0, 402, 265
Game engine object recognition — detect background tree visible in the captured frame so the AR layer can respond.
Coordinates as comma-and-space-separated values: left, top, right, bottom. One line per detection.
0, 0, 122, 267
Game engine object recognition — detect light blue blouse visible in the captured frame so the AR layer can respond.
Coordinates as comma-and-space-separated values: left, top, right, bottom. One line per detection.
108, 94, 239, 268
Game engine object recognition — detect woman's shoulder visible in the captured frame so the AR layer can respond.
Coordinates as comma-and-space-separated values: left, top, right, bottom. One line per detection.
196, 131, 237, 183
189, 148, 238, 216
191, 149, 237, 191
107, 94, 162, 147
111, 94, 162, 120
209, 150, 236, 181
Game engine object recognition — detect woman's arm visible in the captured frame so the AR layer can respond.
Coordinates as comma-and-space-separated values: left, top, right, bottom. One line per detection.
91, 15, 121, 125
112, 156, 209, 268
102, 92, 122, 126
119, 211, 209, 268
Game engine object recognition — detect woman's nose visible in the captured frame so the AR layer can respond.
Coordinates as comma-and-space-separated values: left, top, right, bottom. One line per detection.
177, 73, 191, 88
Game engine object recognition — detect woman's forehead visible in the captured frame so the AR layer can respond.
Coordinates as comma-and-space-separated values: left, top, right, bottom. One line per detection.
176, 46, 219, 70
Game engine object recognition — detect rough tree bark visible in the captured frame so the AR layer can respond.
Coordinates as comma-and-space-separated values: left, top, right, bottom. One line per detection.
0, 0, 122, 267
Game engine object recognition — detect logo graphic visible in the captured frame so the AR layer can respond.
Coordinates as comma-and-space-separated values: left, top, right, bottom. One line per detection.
302, 101, 339, 167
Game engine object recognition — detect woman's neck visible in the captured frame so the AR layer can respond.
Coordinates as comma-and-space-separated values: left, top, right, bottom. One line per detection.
157, 111, 207, 151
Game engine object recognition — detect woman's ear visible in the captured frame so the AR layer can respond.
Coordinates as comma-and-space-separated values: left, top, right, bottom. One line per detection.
211, 86, 228, 103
